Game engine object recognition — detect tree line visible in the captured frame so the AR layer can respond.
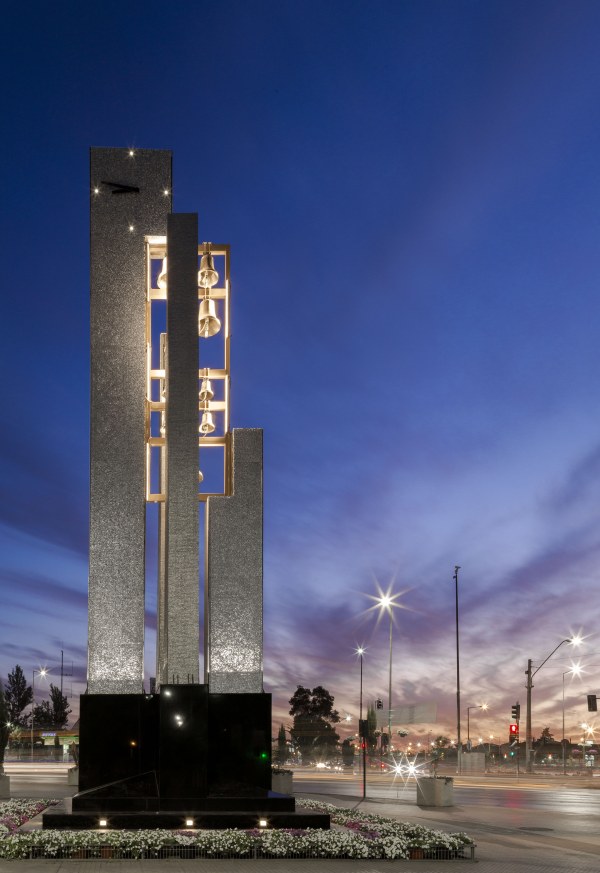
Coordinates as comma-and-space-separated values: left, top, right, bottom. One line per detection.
0, 665, 71, 730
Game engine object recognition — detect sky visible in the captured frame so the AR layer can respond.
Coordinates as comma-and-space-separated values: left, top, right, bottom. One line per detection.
2, 0, 600, 748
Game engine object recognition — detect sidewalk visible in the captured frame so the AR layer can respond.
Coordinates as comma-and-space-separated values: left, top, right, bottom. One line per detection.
2, 784, 600, 872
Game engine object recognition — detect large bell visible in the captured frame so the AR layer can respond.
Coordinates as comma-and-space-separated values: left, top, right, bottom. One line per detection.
199, 411, 216, 435
198, 251, 219, 288
157, 256, 168, 290
199, 378, 214, 403
198, 297, 221, 337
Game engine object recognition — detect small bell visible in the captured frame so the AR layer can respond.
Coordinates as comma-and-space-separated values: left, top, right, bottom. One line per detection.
199, 411, 215, 434
157, 256, 168, 290
199, 378, 214, 403
198, 470, 204, 483
198, 297, 221, 337
198, 251, 218, 288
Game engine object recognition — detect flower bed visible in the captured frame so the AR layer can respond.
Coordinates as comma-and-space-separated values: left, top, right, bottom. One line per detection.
0, 800, 59, 834
0, 799, 475, 860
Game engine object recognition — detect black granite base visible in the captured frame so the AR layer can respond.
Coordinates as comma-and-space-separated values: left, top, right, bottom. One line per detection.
50, 686, 330, 831
43, 807, 330, 831
71, 791, 295, 813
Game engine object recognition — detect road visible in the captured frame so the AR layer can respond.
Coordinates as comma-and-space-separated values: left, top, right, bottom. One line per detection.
3, 764, 600, 871
291, 767, 600, 854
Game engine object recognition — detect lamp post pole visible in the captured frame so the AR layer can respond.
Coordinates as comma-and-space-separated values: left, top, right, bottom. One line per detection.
453, 565, 462, 773
30, 668, 48, 765
30, 671, 34, 764
467, 707, 471, 746
371, 590, 402, 758
526, 638, 579, 773
466, 703, 487, 749
357, 646, 366, 799
387, 610, 393, 748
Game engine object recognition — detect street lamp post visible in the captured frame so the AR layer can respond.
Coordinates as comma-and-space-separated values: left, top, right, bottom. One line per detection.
466, 703, 488, 747
372, 592, 400, 750
30, 668, 48, 764
355, 646, 366, 799
562, 666, 581, 775
453, 565, 462, 773
366, 585, 405, 759
525, 637, 581, 773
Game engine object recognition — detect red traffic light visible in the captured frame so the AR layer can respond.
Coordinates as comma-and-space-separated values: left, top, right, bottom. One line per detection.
509, 723, 518, 735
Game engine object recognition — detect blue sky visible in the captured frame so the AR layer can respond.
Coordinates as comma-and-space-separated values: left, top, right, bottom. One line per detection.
2, 0, 600, 746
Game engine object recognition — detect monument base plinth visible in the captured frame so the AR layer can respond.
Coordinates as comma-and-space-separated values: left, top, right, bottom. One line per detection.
43, 806, 329, 831
46, 686, 329, 831
0, 774, 9, 799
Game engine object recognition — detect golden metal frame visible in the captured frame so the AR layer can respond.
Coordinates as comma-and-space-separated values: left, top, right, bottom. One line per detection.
144, 236, 231, 502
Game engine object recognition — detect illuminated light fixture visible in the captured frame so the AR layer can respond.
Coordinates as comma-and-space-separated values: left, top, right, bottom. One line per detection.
185, 818, 194, 827
129, 225, 135, 232
198, 296, 221, 337
130, 740, 137, 747
258, 818, 268, 828
198, 246, 219, 288
157, 256, 168, 290
163, 189, 169, 196
128, 149, 135, 156
93, 187, 99, 194
99, 818, 108, 827
199, 411, 215, 435
199, 378, 214, 403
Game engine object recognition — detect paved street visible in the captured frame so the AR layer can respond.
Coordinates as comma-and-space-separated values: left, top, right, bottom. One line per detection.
1, 765, 600, 872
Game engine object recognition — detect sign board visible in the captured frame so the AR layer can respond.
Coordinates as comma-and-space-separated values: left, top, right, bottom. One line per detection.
376, 702, 437, 728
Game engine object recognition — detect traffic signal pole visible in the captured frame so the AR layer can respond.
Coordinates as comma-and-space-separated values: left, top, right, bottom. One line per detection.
526, 659, 533, 773
525, 640, 572, 774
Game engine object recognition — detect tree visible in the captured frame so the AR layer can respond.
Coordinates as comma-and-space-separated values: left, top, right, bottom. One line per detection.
275, 724, 287, 765
434, 735, 451, 748
0, 684, 9, 774
4, 665, 32, 728
32, 684, 71, 730
289, 685, 340, 763
539, 727, 554, 742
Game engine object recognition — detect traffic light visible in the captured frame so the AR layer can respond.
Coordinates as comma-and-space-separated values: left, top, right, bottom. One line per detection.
509, 723, 519, 744
511, 703, 520, 721
358, 718, 368, 738
588, 694, 598, 712
376, 699, 383, 710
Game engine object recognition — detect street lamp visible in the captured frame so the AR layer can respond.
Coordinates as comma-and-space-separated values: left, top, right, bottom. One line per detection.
525, 635, 582, 773
30, 668, 48, 764
453, 565, 462, 773
562, 663, 583, 775
366, 585, 405, 750
355, 646, 366, 799
466, 703, 488, 746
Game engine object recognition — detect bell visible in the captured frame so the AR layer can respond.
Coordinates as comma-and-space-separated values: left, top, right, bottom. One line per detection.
199, 411, 215, 435
159, 413, 166, 437
198, 251, 218, 288
198, 470, 204, 483
199, 378, 214, 403
198, 297, 221, 337
157, 256, 168, 290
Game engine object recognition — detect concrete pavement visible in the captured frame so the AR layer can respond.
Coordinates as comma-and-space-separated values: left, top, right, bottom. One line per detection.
1, 767, 599, 872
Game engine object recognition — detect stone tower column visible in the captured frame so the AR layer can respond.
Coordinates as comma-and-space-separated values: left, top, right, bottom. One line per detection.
88, 147, 171, 693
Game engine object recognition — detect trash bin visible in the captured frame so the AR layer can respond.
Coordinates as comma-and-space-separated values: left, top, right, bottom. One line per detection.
416, 776, 454, 807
